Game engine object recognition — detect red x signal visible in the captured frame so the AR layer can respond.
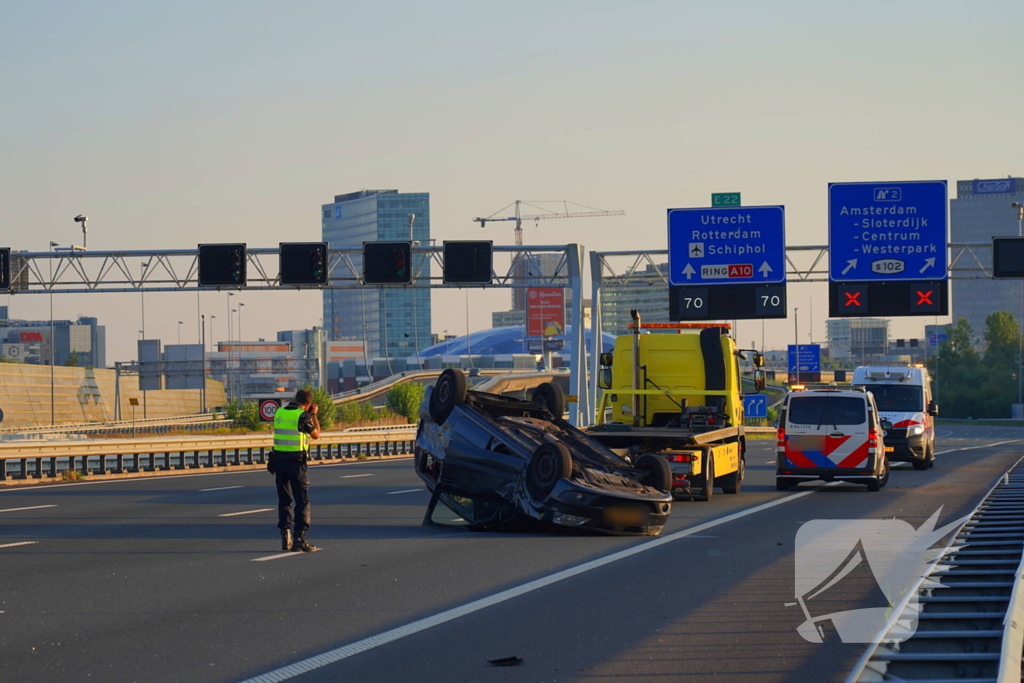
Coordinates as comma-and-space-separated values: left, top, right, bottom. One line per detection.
844, 292, 862, 307
916, 291, 933, 306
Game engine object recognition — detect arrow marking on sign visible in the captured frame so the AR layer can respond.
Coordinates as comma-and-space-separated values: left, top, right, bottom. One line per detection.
919, 257, 935, 274
681, 264, 695, 281
758, 261, 772, 278
841, 259, 857, 276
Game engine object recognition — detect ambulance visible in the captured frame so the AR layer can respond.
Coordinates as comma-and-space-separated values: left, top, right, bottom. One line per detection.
851, 364, 937, 470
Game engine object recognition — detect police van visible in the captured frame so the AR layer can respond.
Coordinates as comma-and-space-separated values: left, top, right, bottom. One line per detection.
776, 387, 890, 491
851, 365, 937, 470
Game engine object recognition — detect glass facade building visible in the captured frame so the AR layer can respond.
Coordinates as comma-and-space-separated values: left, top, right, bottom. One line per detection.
950, 178, 1024, 347
321, 190, 431, 358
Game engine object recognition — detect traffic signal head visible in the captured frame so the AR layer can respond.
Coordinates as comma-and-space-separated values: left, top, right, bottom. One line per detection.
279, 242, 328, 286
198, 244, 247, 287
443, 241, 493, 284
363, 241, 413, 285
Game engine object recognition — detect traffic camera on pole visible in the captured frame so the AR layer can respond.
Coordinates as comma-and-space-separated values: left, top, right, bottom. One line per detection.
279, 242, 329, 286
363, 241, 413, 285
198, 243, 247, 287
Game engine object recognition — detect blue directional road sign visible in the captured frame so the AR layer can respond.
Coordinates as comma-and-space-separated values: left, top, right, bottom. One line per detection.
829, 181, 947, 282
668, 206, 786, 286
743, 394, 768, 419
787, 344, 821, 373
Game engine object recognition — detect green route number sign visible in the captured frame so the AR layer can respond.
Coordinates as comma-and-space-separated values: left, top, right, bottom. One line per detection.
711, 192, 741, 207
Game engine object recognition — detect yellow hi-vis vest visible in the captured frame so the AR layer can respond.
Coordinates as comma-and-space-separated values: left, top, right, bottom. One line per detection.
273, 405, 309, 452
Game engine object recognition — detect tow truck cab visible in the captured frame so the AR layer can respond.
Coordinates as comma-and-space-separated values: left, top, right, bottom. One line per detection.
851, 364, 937, 470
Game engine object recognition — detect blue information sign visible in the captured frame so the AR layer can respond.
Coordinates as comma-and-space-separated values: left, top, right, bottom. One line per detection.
668, 206, 786, 286
828, 180, 948, 282
743, 394, 768, 419
787, 344, 821, 373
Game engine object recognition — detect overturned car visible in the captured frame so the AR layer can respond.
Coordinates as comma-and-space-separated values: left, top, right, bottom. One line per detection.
415, 369, 674, 536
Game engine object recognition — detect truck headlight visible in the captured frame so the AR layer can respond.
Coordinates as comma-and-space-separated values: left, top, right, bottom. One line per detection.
908, 424, 925, 436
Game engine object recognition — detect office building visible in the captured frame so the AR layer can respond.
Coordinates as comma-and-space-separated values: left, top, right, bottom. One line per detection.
0, 311, 106, 368
600, 262, 671, 335
826, 318, 890, 363
322, 190, 431, 358
951, 177, 1024, 345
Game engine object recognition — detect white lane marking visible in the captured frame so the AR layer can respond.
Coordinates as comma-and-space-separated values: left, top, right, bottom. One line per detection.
935, 439, 1021, 456
385, 489, 422, 495
0, 457, 415, 492
251, 552, 302, 563
0, 541, 37, 549
200, 486, 244, 492
218, 508, 273, 518
764, 460, 775, 465
0, 505, 57, 513
238, 487, 821, 683
340, 474, 375, 479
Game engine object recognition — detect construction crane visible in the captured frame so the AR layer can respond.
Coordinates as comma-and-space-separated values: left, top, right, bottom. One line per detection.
474, 200, 626, 246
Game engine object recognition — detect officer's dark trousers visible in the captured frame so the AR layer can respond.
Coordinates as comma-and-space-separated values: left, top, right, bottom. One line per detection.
275, 459, 311, 532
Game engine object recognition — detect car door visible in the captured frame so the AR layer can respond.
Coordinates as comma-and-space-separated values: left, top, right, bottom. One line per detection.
435, 410, 525, 502
785, 395, 870, 470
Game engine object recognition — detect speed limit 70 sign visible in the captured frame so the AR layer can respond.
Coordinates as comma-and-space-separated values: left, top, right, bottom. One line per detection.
258, 399, 282, 422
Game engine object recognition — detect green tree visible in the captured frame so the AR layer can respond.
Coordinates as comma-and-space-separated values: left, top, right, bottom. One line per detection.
358, 401, 377, 421
64, 352, 80, 367
386, 382, 425, 422
225, 399, 267, 431
302, 384, 337, 431
337, 401, 359, 424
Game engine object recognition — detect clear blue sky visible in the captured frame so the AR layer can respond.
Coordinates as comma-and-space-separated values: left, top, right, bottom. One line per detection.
2, 0, 1021, 361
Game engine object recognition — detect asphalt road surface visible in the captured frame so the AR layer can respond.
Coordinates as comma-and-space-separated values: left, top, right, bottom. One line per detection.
1, 423, 1022, 683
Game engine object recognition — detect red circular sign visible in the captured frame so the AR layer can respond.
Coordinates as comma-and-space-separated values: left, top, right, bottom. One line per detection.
259, 399, 280, 421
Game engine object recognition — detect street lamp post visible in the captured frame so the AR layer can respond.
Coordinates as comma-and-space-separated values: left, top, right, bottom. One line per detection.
177, 321, 183, 345
238, 302, 245, 342
140, 261, 150, 419
49, 241, 58, 425
793, 307, 799, 383
1013, 203, 1024, 409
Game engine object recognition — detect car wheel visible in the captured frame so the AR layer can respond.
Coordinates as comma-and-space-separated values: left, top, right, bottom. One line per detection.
878, 458, 890, 488
696, 455, 714, 502
928, 445, 936, 468
526, 442, 572, 500
429, 369, 467, 424
720, 456, 744, 494
912, 454, 930, 471
635, 454, 672, 494
532, 382, 566, 419
776, 477, 796, 491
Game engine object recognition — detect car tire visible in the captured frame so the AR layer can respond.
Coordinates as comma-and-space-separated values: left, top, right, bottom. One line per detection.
635, 454, 672, 493
429, 369, 467, 424
720, 456, 744, 494
532, 382, 566, 419
928, 445, 936, 468
912, 454, 930, 471
696, 455, 714, 502
879, 458, 890, 488
776, 477, 796, 491
526, 442, 572, 500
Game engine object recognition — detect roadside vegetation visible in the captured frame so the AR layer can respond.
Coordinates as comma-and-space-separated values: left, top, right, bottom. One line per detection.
929, 313, 1024, 419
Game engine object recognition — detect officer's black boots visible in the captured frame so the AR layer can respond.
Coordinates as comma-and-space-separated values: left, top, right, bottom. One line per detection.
280, 529, 293, 551
291, 531, 319, 553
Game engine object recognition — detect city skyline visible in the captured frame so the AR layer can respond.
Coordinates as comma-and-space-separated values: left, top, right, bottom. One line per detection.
2, 1, 1022, 362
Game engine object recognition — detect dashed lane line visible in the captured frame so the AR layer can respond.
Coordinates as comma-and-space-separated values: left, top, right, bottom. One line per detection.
0, 541, 37, 549
251, 551, 303, 563
200, 486, 244, 492
340, 474, 375, 479
218, 508, 273, 518
384, 489, 422, 495
935, 439, 1021, 456
237, 486, 822, 683
0, 505, 57, 513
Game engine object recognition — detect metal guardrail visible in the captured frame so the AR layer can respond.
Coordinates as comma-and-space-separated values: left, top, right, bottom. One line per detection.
0, 413, 227, 437
846, 456, 1024, 683
0, 430, 417, 482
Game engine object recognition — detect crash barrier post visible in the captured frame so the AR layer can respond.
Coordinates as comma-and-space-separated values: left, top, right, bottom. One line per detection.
0, 427, 418, 483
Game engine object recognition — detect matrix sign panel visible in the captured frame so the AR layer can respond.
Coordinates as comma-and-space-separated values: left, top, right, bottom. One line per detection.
668, 205, 786, 286
363, 241, 413, 285
828, 180, 948, 282
829, 280, 948, 317
279, 242, 329, 286
198, 244, 247, 287
670, 283, 787, 321
992, 238, 1024, 279
0, 248, 8, 290
443, 241, 493, 284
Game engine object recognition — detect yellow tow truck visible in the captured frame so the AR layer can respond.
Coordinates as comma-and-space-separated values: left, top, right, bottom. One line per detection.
586, 310, 765, 501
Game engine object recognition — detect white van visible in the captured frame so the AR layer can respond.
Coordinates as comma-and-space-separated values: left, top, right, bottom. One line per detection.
851, 365, 937, 470
776, 388, 889, 491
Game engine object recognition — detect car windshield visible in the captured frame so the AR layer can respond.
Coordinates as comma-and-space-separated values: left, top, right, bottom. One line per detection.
860, 384, 923, 412
788, 396, 866, 426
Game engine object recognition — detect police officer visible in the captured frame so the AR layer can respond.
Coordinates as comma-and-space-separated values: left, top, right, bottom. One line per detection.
269, 389, 321, 552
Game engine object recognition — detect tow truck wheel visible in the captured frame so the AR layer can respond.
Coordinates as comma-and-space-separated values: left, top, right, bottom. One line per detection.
720, 457, 744, 494
429, 369, 467, 424
635, 454, 672, 494
532, 382, 566, 420
696, 456, 714, 502
526, 443, 572, 500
